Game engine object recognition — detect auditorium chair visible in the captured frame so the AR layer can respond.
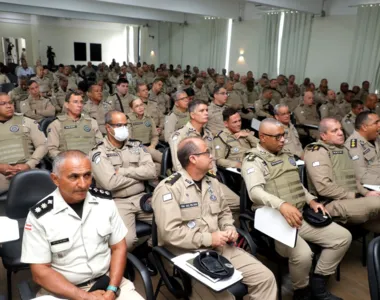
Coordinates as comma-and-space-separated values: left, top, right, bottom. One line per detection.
160, 146, 173, 179
0, 83, 14, 93
368, 236, 380, 300
0, 169, 56, 300
150, 214, 254, 300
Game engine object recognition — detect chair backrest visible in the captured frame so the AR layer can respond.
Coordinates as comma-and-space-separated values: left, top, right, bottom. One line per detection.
368, 236, 380, 300
6, 169, 56, 219
240, 179, 250, 214
297, 162, 308, 189
39, 117, 57, 137
152, 214, 158, 247
0, 82, 15, 93
160, 147, 173, 178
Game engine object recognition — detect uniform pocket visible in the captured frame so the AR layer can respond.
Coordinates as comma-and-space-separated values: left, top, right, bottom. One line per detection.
97, 222, 112, 243
180, 205, 201, 221
209, 202, 221, 215
50, 238, 72, 264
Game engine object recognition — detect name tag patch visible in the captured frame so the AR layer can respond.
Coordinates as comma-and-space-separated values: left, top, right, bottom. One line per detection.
163, 193, 173, 202
271, 160, 283, 166
247, 168, 255, 174
364, 148, 371, 155
312, 161, 320, 167
51, 238, 69, 246
180, 202, 199, 209
352, 155, 359, 160
332, 150, 343, 155
64, 125, 77, 129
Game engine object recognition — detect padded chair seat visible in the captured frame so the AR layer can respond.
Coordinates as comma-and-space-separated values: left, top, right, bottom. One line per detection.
227, 282, 248, 298
136, 221, 151, 238
1, 256, 29, 271
0, 192, 7, 202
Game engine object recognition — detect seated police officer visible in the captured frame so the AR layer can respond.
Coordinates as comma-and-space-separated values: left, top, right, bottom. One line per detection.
242, 118, 351, 300
89, 111, 156, 251
47, 91, 103, 159
21, 150, 143, 299
0, 93, 47, 194
127, 98, 162, 175
152, 137, 277, 300
304, 118, 380, 233
169, 100, 240, 214
214, 107, 258, 169
345, 111, 380, 185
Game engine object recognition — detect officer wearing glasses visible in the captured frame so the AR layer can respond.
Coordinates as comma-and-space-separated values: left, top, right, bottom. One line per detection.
242, 118, 351, 300
0, 93, 47, 193
89, 111, 156, 251
153, 137, 277, 300
206, 86, 229, 136
164, 91, 190, 142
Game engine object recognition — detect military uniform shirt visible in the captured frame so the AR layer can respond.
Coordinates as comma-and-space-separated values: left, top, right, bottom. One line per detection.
341, 112, 357, 137
206, 102, 226, 136
282, 123, 304, 158
320, 101, 344, 121
20, 96, 56, 121
9, 87, 28, 113
83, 99, 113, 134
21, 188, 127, 285
164, 107, 189, 142
214, 128, 258, 168
345, 130, 380, 185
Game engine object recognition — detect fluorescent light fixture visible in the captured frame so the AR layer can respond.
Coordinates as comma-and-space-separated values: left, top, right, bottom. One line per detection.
277, 11, 285, 76
225, 18, 233, 72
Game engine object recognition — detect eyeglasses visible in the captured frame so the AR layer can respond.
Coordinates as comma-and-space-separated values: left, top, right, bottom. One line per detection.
217, 92, 230, 96
109, 123, 128, 128
0, 101, 14, 106
262, 132, 286, 141
192, 149, 212, 157
177, 96, 189, 101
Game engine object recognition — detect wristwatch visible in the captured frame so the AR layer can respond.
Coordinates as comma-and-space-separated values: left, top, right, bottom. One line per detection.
106, 285, 121, 297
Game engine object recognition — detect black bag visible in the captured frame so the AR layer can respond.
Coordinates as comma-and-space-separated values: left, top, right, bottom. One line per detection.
302, 204, 332, 227
193, 251, 234, 279
140, 193, 153, 213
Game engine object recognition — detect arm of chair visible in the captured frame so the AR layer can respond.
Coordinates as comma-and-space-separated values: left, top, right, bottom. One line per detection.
17, 280, 36, 300
127, 253, 154, 300
236, 227, 257, 256
153, 245, 175, 261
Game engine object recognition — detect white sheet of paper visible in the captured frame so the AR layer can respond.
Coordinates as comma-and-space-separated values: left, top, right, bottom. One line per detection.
0, 217, 19, 243
226, 167, 241, 175
251, 118, 261, 131
254, 206, 298, 248
172, 252, 243, 292
31, 296, 64, 300
364, 184, 380, 191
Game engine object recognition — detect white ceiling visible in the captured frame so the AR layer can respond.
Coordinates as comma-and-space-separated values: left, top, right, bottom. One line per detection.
0, 0, 378, 25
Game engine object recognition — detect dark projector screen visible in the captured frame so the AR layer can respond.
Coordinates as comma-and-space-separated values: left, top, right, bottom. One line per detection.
74, 42, 87, 61
90, 43, 102, 61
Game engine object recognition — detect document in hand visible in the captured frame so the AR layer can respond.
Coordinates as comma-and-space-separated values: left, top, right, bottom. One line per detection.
172, 252, 243, 292
254, 206, 298, 248
0, 217, 19, 243
364, 184, 380, 191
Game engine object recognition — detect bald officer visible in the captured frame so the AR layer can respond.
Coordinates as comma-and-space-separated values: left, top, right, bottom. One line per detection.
21, 150, 144, 300
107, 78, 137, 114
304, 118, 380, 233
169, 100, 240, 213
242, 118, 351, 300
89, 111, 156, 250
8, 76, 28, 113
294, 91, 320, 140
164, 91, 190, 142
0, 93, 47, 194
319, 90, 344, 121
153, 137, 277, 300
274, 104, 304, 159
345, 111, 380, 185
341, 100, 364, 137
206, 86, 229, 136
20, 80, 56, 122
83, 84, 114, 134
127, 98, 162, 174
47, 91, 103, 159
214, 108, 258, 169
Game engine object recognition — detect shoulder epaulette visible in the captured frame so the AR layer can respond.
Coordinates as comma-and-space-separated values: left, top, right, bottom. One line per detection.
31, 196, 54, 219
350, 139, 357, 148
245, 152, 257, 161
305, 144, 322, 152
88, 186, 112, 199
165, 173, 182, 185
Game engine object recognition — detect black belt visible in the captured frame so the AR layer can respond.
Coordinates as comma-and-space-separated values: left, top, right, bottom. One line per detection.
76, 275, 103, 288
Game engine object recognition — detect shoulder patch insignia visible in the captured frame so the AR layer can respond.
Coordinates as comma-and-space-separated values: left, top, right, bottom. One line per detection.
31, 196, 54, 219
246, 153, 256, 161
92, 152, 101, 164
165, 173, 182, 185
88, 186, 112, 199
350, 139, 357, 148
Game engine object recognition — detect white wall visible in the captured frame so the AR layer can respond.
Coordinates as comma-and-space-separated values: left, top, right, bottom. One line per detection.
305, 15, 356, 90
228, 19, 261, 75
35, 16, 127, 65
